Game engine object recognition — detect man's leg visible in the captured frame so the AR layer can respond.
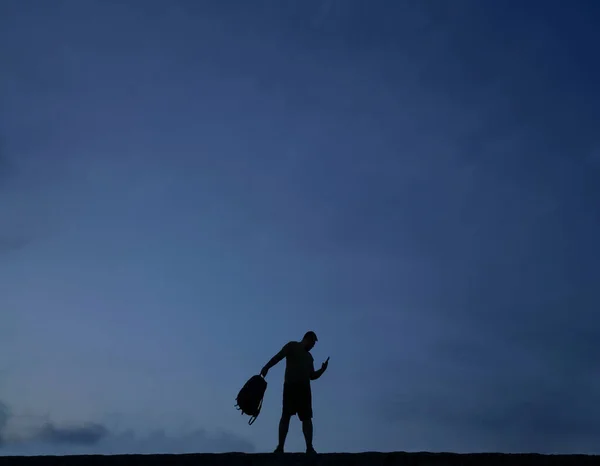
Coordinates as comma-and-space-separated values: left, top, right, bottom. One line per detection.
276, 383, 294, 453
302, 418, 314, 452
275, 413, 291, 452
299, 383, 316, 453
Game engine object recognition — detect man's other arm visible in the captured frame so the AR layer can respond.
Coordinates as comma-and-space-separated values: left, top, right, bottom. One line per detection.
310, 358, 326, 381
261, 343, 289, 377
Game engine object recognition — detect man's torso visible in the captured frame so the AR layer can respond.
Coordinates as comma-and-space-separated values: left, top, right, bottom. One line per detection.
284, 341, 313, 385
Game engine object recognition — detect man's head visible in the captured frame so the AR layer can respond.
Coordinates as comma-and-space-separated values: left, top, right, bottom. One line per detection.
301, 331, 318, 351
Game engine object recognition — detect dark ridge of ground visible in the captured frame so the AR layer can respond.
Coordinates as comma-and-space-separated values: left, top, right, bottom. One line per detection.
1, 452, 599, 466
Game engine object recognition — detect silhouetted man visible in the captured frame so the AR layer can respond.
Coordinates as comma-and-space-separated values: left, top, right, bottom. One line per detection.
260, 331, 329, 454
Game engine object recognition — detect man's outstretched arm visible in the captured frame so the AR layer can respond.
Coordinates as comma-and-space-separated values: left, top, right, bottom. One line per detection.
261, 343, 289, 377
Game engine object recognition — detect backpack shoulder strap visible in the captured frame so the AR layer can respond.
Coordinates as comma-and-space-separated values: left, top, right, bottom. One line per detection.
248, 395, 264, 425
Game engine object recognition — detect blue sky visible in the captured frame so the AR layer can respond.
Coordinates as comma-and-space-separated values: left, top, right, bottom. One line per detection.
1, 0, 600, 455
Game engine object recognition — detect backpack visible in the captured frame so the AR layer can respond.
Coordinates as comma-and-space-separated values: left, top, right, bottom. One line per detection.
235, 374, 267, 425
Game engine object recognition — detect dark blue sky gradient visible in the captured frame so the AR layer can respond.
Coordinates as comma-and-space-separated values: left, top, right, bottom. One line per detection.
1, 0, 600, 455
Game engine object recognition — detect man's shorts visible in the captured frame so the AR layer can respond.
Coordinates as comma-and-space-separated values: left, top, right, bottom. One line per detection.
282, 381, 313, 421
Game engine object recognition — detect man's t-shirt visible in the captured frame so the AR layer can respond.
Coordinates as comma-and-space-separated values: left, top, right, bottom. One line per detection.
281, 341, 314, 385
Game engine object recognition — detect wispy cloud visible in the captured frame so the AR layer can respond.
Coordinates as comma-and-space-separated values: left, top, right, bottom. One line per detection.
0, 400, 255, 456
0, 237, 30, 254
0, 146, 30, 255
0, 400, 107, 448
375, 288, 600, 454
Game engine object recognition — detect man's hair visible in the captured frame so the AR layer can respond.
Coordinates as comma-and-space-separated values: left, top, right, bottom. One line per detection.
303, 331, 318, 342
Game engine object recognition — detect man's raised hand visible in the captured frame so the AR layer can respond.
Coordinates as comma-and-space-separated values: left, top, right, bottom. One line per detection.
321, 357, 330, 371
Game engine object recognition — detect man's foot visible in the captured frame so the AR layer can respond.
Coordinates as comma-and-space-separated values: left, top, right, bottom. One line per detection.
306, 446, 317, 455
273, 446, 284, 454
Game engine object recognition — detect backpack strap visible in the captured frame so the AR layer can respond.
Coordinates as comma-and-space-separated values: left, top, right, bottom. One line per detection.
248, 395, 264, 425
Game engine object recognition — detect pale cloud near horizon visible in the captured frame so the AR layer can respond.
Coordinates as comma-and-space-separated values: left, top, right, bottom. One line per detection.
0, 400, 255, 456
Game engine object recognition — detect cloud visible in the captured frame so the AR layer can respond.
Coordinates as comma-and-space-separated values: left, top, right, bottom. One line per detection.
381, 374, 600, 454
35, 423, 108, 446
376, 304, 600, 454
0, 136, 51, 256
0, 427, 255, 456
0, 140, 8, 171
0, 136, 15, 189
0, 140, 29, 255
0, 237, 31, 254
0, 401, 9, 439
0, 402, 108, 448
90, 428, 256, 455
0, 400, 255, 456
